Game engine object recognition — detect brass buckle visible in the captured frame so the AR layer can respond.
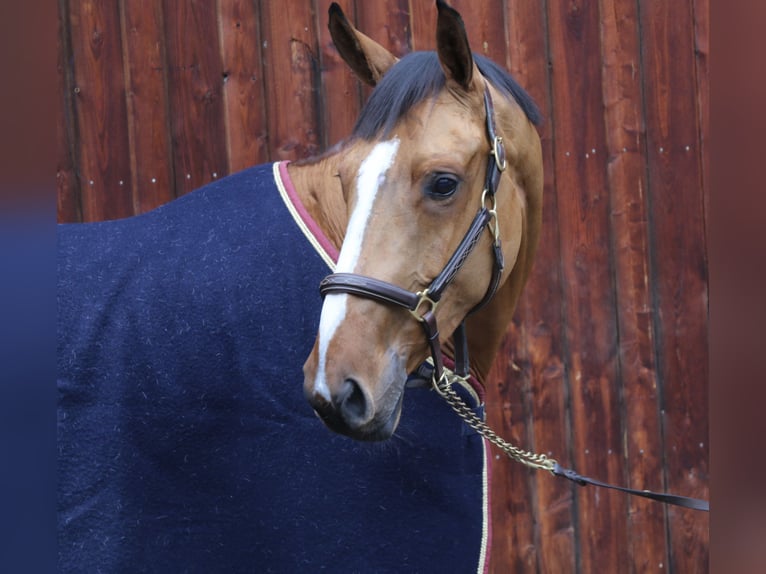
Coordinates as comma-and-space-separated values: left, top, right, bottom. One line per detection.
492, 136, 507, 172
409, 289, 438, 322
481, 189, 500, 244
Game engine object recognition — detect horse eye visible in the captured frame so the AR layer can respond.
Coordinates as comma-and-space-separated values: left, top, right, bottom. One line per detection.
426, 174, 459, 199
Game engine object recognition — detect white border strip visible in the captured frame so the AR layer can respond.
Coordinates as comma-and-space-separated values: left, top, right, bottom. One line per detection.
273, 162, 337, 271
478, 438, 491, 573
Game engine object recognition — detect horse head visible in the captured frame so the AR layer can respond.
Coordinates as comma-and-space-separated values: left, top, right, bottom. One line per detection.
301, 0, 543, 441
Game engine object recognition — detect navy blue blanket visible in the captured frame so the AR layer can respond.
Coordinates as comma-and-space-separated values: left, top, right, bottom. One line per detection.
58, 163, 490, 573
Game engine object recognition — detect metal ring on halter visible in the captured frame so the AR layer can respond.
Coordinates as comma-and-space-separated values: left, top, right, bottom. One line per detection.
492, 136, 507, 171
431, 370, 452, 399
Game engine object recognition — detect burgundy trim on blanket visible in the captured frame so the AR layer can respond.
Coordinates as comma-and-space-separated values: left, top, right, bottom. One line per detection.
278, 161, 340, 264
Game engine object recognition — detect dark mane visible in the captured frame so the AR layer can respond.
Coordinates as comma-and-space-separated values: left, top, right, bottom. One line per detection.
352, 51, 542, 139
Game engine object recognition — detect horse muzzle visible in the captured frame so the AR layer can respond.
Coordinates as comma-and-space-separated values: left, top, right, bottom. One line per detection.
306, 380, 404, 442
303, 351, 407, 442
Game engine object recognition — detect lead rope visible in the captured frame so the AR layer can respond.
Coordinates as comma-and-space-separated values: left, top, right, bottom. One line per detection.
433, 371, 556, 472
432, 369, 710, 512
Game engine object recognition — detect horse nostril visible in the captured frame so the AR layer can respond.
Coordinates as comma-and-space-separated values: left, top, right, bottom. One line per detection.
338, 377, 369, 425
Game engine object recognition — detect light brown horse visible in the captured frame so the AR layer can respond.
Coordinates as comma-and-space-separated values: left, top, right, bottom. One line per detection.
297, 0, 543, 441
57, 2, 546, 569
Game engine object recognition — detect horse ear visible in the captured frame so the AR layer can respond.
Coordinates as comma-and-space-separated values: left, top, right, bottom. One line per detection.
435, 0, 477, 92
328, 3, 398, 86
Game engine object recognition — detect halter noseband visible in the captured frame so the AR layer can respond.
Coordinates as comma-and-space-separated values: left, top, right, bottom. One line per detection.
319, 83, 507, 391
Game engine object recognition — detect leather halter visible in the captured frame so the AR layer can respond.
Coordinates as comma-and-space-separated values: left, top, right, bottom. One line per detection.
319, 83, 507, 391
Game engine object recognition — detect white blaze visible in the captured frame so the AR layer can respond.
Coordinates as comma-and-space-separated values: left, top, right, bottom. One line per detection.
313, 138, 400, 400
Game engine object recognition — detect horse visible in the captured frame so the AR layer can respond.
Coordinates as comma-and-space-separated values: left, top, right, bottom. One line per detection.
57, 1, 543, 572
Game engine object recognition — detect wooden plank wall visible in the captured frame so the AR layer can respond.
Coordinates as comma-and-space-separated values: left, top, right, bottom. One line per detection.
56, 1, 709, 572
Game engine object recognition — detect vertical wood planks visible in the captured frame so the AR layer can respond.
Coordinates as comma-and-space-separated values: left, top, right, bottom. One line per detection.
408, 0, 435, 52
162, 0, 228, 196
692, 0, 710, 220
638, 1, 710, 571
57, 0, 80, 223
218, 0, 269, 172
545, 0, 628, 571
120, 0, 175, 214
484, 344, 538, 573
355, 0, 411, 101
67, 0, 133, 221
477, 0, 558, 571
260, 0, 320, 161
597, 0, 669, 570
503, 1, 578, 572
355, 0, 411, 58
315, 0, 361, 149
449, 0, 506, 63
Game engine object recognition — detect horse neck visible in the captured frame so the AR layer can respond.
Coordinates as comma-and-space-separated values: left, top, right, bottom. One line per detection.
286, 153, 348, 253
452, 268, 523, 386
460, 217, 536, 386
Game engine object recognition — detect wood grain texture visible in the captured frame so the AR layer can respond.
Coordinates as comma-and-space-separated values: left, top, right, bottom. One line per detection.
355, 0, 411, 58
597, 0, 669, 570
408, 0, 435, 52
162, 0, 228, 196
121, 0, 174, 213
501, 1, 578, 572
355, 0, 411, 102
638, 1, 710, 571
316, 0, 361, 149
692, 0, 710, 225
449, 0, 506, 64
260, 0, 321, 161
57, 0, 80, 223
485, 331, 538, 571
218, 0, 269, 172
67, 0, 133, 221
545, 0, 628, 571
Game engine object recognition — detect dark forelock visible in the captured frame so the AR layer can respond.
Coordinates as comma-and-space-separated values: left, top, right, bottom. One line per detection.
351, 51, 542, 140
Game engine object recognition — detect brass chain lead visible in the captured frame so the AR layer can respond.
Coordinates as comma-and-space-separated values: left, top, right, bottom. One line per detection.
433, 372, 557, 473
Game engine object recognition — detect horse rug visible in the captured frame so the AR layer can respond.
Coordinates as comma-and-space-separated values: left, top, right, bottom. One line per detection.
57, 162, 491, 573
